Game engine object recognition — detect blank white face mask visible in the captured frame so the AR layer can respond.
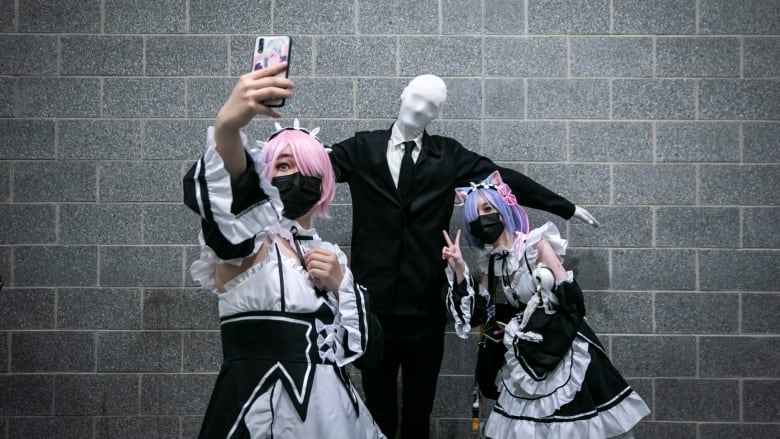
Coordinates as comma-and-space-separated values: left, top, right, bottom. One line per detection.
396, 76, 446, 138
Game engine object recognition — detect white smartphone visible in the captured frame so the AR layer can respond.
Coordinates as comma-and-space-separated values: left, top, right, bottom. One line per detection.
252, 35, 291, 107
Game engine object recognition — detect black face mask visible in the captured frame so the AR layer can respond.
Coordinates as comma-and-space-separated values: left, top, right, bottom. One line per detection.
271, 172, 322, 220
468, 212, 504, 244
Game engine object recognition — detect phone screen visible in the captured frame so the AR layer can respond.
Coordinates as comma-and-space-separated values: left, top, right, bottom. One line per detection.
253, 36, 291, 107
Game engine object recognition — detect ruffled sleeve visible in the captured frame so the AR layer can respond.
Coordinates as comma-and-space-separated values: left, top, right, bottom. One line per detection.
183, 126, 283, 261
520, 222, 568, 265
444, 264, 489, 339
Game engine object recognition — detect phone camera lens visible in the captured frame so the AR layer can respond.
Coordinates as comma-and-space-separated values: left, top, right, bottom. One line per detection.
257, 39, 264, 53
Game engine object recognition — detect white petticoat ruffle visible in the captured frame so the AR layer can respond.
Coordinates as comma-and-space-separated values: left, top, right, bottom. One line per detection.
485, 388, 649, 438
498, 337, 591, 418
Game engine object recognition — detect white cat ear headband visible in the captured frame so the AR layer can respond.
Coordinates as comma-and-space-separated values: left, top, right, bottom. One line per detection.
255, 118, 329, 152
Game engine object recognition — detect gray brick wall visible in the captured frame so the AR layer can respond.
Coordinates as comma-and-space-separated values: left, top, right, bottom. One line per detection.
0, 1, 777, 438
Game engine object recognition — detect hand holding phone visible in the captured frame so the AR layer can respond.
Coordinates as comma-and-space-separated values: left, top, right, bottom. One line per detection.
253, 36, 291, 107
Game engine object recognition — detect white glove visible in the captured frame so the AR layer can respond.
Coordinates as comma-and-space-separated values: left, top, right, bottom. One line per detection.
572, 206, 600, 227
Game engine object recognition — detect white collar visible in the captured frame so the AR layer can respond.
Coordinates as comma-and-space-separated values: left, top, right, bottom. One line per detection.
390, 124, 422, 149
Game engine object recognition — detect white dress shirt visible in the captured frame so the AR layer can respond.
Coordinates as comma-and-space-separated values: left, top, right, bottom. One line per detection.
387, 124, 422, 188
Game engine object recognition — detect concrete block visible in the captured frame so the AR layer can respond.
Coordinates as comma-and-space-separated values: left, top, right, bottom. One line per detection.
700, 424, 780, 439
358, 0, 437, 34
656, 207, 740, 248
700, 165, 779, 205
527, 163, 611, 204
440, 78, 482, 119
103, 78, 185, 118
8, 417, 93, 439
656, 292, 739, 334
356, 78, 408, 118
584, 291, 653, 333
0, 77, 11, 116
57, 288, 141, 330
743, 380, 780, 422
14, 161, 96, 202
742, 293, 780, 334
612, 249, 696, 290
60, 204, 143, 245
528, 0, 609, 34
614, 164, 695, 205
14, 246, 98, 287
571, 37, 653, 77
105, 0, 186, 33
286, 78, 354, 118
143, 289, 219, 330
745, 37, 780, 77
484, 79, 524, 118
613, 79, 696, 120
0, 288, 55, 329
98, 331, 181, 372
400, 37, 482, 76
143, 120, 210, 164
100, 246, 182, 287
17, 78, 100, 118
568, 207, 653, 248
276, 0, 355, 34
632, 421, 697, 439
700, 336, 780, 378
443, 0, 483, 35
431, 374, 474, 417
528, 79, 609, 119
316, 204, 352, 246
485, 37, 567, 77
700, 250, 778, 291
183, 331, 221, 372
744, 122, 780, 163
700, 0, 779, 34
699, 79, 780, 120
61, 36, 144, 76
614, 0, 696, 34
140, 374, 215, 415
483, 121, 566, 161
190, 0, 271, 34
146, 36, 229, 76
563, 248, 610, 291
656, 37, 740, 78
611, 335, 696, 377
0, 120, 55, 159
657, 122, 739, 163
0, 375, 53, 415
570, 122, 653, 162
18, 0, 100, 32
59, 120, 142, 160
12, 331, 94, 372
143, 203, 200, 245
54, 374, 138, 415
0, 0, 12, 31
186, 78, 235, 118
0, 35, 57, 75
99, 161, 181, 202
655, 378, 739, 421
95, 416, 182, 439
318, 36, 396, 77
0, 204, 56, 244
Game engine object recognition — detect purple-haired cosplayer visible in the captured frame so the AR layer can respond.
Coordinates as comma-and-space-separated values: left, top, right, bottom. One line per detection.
441, 170, 650, 438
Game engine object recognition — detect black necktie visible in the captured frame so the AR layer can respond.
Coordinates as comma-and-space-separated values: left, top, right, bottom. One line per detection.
397, 141, 416, 201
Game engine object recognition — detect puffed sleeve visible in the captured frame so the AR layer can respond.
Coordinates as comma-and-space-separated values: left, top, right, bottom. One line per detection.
183, 126, 283, 260
444, 263, 489, 339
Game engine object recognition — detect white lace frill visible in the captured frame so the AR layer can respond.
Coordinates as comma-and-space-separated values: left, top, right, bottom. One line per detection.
498, 334, 591, 418
481, 222, 569, 278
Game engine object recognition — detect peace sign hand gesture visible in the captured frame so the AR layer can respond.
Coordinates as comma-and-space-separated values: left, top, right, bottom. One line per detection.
442, 229, 466, 283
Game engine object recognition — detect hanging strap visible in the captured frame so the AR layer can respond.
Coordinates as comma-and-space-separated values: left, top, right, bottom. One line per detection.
290, 226, 328, 298
274, 243, 286, 312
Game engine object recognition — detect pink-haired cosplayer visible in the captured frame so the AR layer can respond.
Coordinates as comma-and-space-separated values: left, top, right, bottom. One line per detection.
183, 121, 384, 438
442, 171, 649, 438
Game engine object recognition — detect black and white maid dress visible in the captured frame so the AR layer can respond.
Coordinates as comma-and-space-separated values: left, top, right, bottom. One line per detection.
183, 127, 385, 439
445, 222, 650, 438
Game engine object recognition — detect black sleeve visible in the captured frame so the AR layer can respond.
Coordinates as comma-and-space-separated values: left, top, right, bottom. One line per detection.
452, 140, 576, 219
328, 135, 356, 184
183, 150, 269, 260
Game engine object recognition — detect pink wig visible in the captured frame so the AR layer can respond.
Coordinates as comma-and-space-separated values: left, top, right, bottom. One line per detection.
259, 129, 335, 218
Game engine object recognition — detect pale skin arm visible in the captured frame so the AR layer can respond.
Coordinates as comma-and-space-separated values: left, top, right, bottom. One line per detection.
214, 62, 295, 182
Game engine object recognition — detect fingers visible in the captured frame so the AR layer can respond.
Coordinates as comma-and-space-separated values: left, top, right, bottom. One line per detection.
248, 61, 289, 79
455, 228, 461, 247
442, 229, 453, 247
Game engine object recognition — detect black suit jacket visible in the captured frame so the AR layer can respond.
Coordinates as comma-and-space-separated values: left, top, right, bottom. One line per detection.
330, 128, 575, 317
